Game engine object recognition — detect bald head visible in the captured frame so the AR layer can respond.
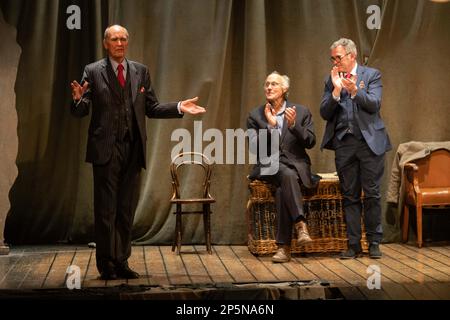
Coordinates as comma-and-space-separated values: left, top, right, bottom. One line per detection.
104, 25, 129, 40
103, 25, 129, 63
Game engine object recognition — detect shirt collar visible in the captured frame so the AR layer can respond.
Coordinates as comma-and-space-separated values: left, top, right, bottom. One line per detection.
274, 101, 287, 116
109, 57, 127, 73
350, 62, 358, 76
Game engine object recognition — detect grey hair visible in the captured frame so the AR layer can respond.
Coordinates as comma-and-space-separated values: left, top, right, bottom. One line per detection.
104, 25, 129, 40
267, 71, 290, 98
330, 38, 357, 56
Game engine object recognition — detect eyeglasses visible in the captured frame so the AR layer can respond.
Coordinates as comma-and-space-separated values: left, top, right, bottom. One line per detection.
330, 52, 351, 63
264, 81, 281, 88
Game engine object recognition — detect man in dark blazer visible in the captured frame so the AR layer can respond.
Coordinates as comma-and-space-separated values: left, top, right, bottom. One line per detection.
70, 25, 205, 280
320, 38, 391, 259
247, 71, 320, 263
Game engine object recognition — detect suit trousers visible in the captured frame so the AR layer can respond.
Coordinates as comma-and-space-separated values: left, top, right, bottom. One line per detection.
334, 134, 384, 247
92, 135, 142, 272
259, 162, 304, 245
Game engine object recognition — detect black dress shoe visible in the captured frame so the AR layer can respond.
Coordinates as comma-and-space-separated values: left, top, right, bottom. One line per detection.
116, 265, 140, 279
369, 243, 382, 259
99, 267, 118, 280
340, 245, 362, 259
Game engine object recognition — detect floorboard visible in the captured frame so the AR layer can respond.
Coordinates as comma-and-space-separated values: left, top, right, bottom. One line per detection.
0, 244, 448, 300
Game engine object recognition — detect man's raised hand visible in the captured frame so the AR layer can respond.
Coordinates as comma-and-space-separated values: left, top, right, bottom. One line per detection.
285, 106, 296, 128
71, 81, 89, 101
341, 75, 358, 97
264, 103, 277, 127
331, 66, 342, 91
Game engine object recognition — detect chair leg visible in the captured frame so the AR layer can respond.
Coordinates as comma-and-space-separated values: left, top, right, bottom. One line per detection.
203, 205, 212, 254
416, 204, 423, 248
177, 212, 182, 254
172, 212, 178, 252
172, 209, 182, 254
402, 204, 410, 242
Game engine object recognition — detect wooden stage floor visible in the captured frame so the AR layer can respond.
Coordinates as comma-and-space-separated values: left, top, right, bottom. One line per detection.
0, 243, 449, 300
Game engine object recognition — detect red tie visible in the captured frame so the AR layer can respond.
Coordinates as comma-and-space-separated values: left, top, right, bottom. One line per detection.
346, 72, 352, 79
117, 64, 125, 88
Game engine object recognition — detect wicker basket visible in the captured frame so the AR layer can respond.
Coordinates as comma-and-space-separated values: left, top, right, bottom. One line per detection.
247, 178, 369, 255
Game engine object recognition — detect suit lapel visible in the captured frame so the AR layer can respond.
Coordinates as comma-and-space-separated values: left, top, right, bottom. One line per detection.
128, 61, 138, 103
356, 64, 365, 91
280, 101, 291, 142
352, 65, 366, 117
99, 58, 110, 87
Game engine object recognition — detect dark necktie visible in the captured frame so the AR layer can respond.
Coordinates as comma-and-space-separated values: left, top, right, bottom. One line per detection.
117, 64, 125, 88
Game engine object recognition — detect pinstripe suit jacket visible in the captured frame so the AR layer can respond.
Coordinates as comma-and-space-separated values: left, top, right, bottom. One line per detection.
71, 58, 182, 168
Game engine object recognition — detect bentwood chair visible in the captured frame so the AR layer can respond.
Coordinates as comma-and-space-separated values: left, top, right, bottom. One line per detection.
170, 152, 215, 254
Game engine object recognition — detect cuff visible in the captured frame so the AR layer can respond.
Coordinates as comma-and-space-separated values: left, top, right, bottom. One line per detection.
177, 101, 183, 114
332, 94, 340, 102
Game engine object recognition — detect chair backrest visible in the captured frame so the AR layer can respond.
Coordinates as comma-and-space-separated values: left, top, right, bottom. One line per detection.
170, 152, 213, 199
412, 149, 450, 188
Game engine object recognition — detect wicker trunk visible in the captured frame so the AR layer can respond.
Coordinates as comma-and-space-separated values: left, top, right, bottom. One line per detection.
246, 177, 368, 255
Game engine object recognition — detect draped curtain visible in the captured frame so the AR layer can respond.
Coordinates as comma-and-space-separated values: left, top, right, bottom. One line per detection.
1, 0, 449, 244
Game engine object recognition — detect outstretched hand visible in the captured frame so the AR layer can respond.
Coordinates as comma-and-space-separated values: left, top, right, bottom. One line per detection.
71, 81, 89, 101
180, 97, 206, 115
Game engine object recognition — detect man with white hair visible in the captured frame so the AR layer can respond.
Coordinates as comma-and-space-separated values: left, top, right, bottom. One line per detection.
70, 25, 205, 279
320, 38, 391, 259
247, 71, 319, 263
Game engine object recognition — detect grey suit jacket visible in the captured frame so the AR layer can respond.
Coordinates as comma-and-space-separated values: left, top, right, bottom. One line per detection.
71, 58, 182, 168
319, 65, 391, 156
247, 101, 319, 188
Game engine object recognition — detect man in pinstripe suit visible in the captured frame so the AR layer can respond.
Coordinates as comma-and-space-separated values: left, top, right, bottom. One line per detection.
70, 25, 205, 280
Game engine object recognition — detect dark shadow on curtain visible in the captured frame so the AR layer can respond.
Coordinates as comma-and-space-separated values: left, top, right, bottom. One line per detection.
1, 0, 109, 244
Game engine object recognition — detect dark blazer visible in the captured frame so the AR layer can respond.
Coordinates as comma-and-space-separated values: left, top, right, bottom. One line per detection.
71, 58, 182, 168
320, 65, 391, 156
247, 101, 319, 188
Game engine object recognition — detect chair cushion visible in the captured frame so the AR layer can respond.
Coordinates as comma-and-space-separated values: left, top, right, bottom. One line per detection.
406, 187, 450, 206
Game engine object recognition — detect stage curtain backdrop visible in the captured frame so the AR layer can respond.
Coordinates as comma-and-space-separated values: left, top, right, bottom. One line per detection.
1, 0, 449, 245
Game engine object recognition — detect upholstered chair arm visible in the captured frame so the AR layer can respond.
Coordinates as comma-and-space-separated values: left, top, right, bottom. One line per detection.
404, 163, 421, 195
